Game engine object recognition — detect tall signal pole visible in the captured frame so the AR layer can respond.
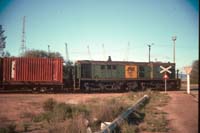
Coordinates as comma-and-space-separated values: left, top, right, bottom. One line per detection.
147, 43, 154, 63
172, 36, 177, 63
21, 16, 26, 55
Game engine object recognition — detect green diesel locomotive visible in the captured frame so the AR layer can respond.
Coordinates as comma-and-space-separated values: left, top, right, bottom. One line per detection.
74, 57, 181, 92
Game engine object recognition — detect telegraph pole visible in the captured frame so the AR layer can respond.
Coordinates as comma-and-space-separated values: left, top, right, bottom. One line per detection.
147, 43, 154, 63
172, 36, 177, 63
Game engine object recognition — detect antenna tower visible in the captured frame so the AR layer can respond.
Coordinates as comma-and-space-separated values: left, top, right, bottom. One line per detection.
20, 16, 26, 55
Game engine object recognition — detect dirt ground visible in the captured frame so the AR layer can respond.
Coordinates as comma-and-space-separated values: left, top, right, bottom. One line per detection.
0, 91, 198, 133
0, 93, 125, 127
162, 91, 198, 133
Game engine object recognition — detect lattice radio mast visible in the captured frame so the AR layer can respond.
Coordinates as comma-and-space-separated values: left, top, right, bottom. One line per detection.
20, 16, 26, 55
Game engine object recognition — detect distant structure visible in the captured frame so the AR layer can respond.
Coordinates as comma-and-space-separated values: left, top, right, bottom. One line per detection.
0, 25, 6, 57
65, 43, 69, 63
20, 16, 26, 55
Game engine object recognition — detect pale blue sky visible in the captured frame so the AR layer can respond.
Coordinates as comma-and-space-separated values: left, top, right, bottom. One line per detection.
0, 0, 199, 73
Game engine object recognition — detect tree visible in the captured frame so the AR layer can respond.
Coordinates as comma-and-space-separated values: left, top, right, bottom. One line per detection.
190, 60, 199, 84
0, 25, 7, 57
2, 51, 11, 57
21, 49, 63, 59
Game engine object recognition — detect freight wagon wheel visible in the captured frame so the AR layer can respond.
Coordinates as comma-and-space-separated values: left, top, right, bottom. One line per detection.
32, 87, 39, 93
40, 87, 47, 93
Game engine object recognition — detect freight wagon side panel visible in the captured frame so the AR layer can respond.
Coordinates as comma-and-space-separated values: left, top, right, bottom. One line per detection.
2, 58, 63, 83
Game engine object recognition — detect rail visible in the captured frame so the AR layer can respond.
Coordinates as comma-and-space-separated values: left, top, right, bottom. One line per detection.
99, 95, 149, 133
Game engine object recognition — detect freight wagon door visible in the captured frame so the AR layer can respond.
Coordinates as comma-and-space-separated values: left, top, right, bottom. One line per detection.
125, 65, 137, 78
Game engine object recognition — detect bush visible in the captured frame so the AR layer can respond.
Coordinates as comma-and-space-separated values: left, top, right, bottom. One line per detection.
52, 102, 73, 121
48, 115, 88, 133
120, 122, 139, 133
34, 99, 90, 123
43, 98, 57, 112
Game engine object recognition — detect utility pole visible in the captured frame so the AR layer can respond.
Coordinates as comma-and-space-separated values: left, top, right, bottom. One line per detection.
48, 45, 50, 57
20, 16, 26, 55
125, 42, 130, 61
147, 43, 154, 63
172, 36, 177, 63
102, 43, 106, 60
65, 43, 69, 63
87, 45, 92, 60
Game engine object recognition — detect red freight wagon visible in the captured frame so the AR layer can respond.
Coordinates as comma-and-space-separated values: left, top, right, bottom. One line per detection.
0, 57, 63, 92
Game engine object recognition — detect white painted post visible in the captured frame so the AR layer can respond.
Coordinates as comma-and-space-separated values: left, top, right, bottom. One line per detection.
187, 74, 190, 94
165, 79, 167, 93
184, 66, 192, 94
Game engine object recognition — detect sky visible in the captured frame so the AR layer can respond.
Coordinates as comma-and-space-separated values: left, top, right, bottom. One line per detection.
0, 0, 199, 73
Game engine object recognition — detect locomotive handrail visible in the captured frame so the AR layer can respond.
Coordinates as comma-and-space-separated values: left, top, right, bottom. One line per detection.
99, 95, 149, 133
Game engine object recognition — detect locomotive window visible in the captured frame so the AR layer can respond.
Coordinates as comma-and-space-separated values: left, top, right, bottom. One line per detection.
112, 65, 116, 69
101, 65, 105, 69
107, 65, 111, 69
139, 66, 144, 71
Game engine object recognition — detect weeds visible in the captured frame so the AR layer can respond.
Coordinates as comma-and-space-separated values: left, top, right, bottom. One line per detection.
43, 98, 57, 112
17, 91, 170, 133
0, 123, 17, 133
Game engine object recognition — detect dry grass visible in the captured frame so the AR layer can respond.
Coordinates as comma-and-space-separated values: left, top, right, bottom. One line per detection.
0, 91, 170, 133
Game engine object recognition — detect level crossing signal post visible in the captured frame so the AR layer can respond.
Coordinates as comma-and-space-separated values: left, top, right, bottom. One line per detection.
160, 66, 172, 93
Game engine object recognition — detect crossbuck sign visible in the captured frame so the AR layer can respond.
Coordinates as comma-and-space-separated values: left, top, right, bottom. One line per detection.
160, 65, 172, 93
160, 66, 172, 74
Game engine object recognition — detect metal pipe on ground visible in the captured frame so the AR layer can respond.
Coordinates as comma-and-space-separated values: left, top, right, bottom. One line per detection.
99, 95, 149, 133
